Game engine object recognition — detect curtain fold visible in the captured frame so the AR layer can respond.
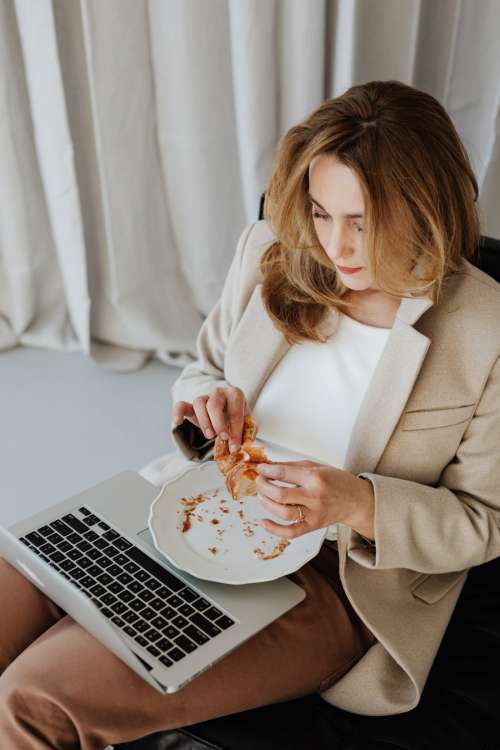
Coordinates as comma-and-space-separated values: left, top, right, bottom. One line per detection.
1, 0, 499, 372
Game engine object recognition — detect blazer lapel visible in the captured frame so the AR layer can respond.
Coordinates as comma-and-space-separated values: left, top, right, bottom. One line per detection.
228, 285, 434, 476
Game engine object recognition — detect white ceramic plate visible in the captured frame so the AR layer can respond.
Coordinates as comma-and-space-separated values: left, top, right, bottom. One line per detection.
148, 454, 326, 585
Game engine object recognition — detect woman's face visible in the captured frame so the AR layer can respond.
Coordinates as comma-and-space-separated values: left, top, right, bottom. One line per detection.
308, 153, 375, 292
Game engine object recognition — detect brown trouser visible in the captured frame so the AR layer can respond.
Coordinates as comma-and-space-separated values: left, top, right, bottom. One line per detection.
0, 541, 375, 749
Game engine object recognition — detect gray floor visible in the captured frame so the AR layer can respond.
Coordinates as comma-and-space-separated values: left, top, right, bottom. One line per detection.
0, 346, 180, 529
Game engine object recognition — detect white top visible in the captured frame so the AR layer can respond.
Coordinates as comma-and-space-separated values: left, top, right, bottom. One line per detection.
252, 311, 392, 540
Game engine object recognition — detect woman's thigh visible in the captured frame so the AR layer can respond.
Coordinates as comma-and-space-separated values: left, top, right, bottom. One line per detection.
0, 546, 373, 749
0, 557, 65, 672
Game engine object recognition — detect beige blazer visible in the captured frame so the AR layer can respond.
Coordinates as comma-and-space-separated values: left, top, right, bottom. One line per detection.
171, 220, 500, 716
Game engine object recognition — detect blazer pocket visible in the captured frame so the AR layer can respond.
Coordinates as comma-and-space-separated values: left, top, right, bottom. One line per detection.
401, 403, 476, 431
410, 570, 467, 604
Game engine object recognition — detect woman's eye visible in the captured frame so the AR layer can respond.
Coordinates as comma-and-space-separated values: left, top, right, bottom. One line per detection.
353, 224, 363, 233
312, 210, 328, 220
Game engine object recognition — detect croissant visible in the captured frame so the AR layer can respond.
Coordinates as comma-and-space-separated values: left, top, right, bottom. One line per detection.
214, 414, 271, 500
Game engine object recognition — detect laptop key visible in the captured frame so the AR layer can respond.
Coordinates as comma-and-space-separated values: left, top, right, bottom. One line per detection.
123, 625, 137, 637
82, 514, 100, 526
122, 611, 140, 624
178, 603, 195, 617
37, 525, 53, 536
192, 597, 210, 612
60, 559, 77, 572
87, 549, 102, 560
151, 616, 169, 630
118, 590, 134, 603
114, 554, 129, 567
96, 572, 113, 586
134, 620, 150, 634
67, 532, 82, 544
127, 581, 143, 594
144, 629, 162, 643
159, 655, 173, 667
147, 645, 161, 657
172, 615, 188, 629
117, 572, 133, 585
109, 581, 125, 595
108, 564, 122, 576
97, 521, 110, 531
40, 542, 56, 555
71, 567, 86, 580
95, 556, 114, 569
130, 599, 146, 612
46, 531, 63, 544
78, 507, 91, 516
179, 588, 198, 603
112, 538, 133, 551
146, 579, 161, 591
101, 593, 117, 606
90, 584, 106, 598
25, 531, 45, 546
150, 598, 167, 612
124, 561, 140, 574
83, 530, 99, 543
103, 530, 120, 542
157, 637, 174, 652
190, 613, 221, 638
164, 625, 179, 640
136, 635, 148, 647
215, 615, 235, 630
167, 647, 186, 663
80, 575, 96, 589
184, 624, 209, 646
63, 514, 88, 534
138, 590, 154, 603
156, 586, 173, 599
56, 540, 72, 553
141, 607, 155, 620
49, 551, 65, 564
112, 616, 124, 627
78, 557, 93, 569
111, 602, 127, 615
50, 520, 72, 536
67, 549, 82, 560
94, 538, 109, 550
204, 606, 223, 621
160, 605, 176, 620
174, 635, 197, 654
167, 595, 183, 608
87, 564, 103, 577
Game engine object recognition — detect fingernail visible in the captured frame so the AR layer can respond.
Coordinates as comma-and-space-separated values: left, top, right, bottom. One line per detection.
205, 428, 215, 438
220, 432, 229, 441
229, 443, 239, 453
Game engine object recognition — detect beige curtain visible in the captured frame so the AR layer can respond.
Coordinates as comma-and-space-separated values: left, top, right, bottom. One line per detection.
1, 0, 499, 371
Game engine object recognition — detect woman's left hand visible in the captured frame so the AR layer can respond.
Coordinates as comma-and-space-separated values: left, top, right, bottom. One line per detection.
255, 460, 375, 540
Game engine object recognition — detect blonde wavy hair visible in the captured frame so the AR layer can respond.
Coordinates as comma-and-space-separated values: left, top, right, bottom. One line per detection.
261, 80, 480, 345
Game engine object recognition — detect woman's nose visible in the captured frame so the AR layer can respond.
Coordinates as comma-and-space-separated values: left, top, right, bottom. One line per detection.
326, 227, 353, 261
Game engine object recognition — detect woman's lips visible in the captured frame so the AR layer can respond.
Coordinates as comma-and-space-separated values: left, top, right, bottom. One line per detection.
337, 265, 363, 274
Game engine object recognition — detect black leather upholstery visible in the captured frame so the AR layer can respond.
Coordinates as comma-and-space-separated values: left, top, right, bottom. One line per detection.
116, 233, 500, 750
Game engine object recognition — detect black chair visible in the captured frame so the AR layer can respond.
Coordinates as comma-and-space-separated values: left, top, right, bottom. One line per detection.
116, 229, 500, 750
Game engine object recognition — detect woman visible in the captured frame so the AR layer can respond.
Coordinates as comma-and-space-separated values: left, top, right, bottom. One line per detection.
1, 80, 499, 748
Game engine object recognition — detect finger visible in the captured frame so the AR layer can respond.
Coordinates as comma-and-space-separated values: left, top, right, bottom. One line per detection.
205, 387, 231, 439
257, 517, 305, 540
257, 494, 302, 522
225, 387, 246, 451
256, 460, 317, 486
172, 402, 201, 430
192, 395, 217, 439
255, 475, 306, 507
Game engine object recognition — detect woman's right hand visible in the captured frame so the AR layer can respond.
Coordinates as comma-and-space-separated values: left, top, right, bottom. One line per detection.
172, 385, 249, 454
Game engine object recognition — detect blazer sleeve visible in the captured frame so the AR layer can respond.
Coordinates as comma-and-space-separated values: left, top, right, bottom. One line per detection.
348, 351, 500, 573
170, 221, 257, 462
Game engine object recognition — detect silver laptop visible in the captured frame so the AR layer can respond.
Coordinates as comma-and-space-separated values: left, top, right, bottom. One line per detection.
0, 470, 305, 694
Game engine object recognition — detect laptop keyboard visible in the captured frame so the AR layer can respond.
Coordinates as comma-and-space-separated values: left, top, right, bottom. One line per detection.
19, 506, 235, 668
